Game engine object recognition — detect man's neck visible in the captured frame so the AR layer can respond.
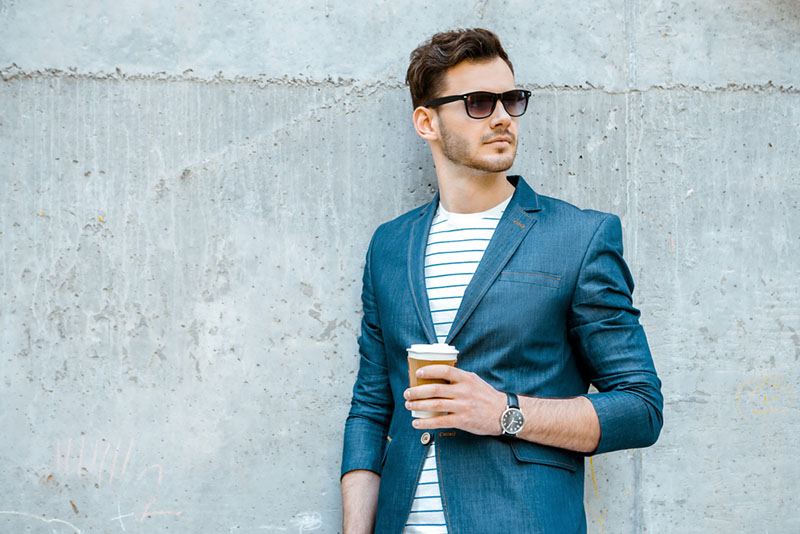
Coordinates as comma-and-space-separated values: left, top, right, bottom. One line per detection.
436, 172, 515, 214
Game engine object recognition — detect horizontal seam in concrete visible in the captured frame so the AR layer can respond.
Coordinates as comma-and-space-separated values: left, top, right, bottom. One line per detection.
0, 64, 392, 89
530, 80, 800, 94
2, 65, 798, 94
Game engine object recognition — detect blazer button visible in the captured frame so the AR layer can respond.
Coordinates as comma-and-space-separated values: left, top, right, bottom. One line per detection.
420, 432, 432, 445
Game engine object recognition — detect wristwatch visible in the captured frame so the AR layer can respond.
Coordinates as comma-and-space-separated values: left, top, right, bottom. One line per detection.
500, 392, 525, 436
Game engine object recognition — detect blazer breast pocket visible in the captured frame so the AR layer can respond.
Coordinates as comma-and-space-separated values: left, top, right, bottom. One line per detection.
497, 270, 562, 289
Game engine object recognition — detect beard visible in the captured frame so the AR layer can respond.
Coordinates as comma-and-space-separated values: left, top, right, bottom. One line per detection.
438, 119, 517, 173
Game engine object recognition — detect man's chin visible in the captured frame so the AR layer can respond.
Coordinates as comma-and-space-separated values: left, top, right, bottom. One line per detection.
475, 155, 515, 173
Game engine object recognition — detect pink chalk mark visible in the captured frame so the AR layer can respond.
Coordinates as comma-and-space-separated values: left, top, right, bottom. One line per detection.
109, 439, 121, 486
77, 437, 85, 476
97, 442, 111, 487
139, 497, 183, 521
121, 438, 134, 478
65, 438, 72, 473
137, 464, 164, 486
91, 439, 99, 472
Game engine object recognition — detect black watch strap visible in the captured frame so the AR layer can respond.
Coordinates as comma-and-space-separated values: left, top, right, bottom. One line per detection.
506, 392, 519, 409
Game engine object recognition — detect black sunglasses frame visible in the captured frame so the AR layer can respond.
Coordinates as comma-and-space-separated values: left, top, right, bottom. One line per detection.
424, 89, 532, 119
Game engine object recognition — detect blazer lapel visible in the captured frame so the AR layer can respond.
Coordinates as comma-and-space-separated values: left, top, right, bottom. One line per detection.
408, 193, 439, 344
446, 177, 542, 344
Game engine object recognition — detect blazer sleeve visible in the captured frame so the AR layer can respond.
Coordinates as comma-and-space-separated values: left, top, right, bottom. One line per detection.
568, 214, 664, 455
341, 233, 394, 478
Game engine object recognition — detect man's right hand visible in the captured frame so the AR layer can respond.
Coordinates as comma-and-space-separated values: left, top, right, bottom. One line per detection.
341, 469, 380, 534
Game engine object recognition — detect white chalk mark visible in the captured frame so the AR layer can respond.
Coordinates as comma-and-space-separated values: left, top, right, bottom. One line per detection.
259, 526, 288, 531
0, 511, 82, 533
110, 503, 133, 532
56, 439, 61, 473
291, 512, 322, 533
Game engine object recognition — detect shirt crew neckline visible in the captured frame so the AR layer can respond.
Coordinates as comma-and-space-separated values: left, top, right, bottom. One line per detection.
437, 194, 512, 220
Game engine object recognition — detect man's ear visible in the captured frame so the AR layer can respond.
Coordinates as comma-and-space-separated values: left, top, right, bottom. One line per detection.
412, 106, 438, 141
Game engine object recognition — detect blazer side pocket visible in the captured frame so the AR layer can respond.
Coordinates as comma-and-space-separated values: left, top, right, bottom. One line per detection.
509, 441, 578, 472
498, 270, 562, 289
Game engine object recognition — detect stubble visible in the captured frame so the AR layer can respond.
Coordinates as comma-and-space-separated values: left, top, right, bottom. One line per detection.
438, 120, 517, 173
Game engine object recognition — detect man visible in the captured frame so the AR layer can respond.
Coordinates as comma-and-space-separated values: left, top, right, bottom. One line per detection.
341, 28, 663, 534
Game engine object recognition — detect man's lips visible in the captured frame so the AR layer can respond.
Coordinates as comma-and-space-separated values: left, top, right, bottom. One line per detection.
485, 136, 513, 144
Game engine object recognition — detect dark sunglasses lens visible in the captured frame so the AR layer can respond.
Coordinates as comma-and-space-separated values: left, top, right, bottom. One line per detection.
502, 91, 529, 116
465, 92, 497, 118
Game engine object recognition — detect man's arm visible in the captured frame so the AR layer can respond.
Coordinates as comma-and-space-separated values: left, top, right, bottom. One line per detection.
341, 234, 393, 530
515, 395, 600, 453
566, 214, 663, 453
342, 470, 380, 534
404, 366, 600, 453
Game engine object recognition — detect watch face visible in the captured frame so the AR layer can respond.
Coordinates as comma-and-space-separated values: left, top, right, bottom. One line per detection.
502, 408, 524, 434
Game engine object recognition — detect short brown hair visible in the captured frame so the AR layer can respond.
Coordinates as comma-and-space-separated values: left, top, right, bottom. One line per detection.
405, 28, 514, 109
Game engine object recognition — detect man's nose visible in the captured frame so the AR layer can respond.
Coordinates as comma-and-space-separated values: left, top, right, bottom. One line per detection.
489, 97, 512, 126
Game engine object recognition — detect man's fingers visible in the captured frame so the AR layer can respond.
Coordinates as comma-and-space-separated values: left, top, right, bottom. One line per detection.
405, 397, 454, 413
404, 383, 452, 400
411, 413, 457, 429
416, 364, 466, 381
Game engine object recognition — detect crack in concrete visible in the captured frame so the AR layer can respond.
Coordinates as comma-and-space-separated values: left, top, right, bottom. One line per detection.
2, 64, 798, 94
165, 80, 376, 180
625, 0, 639, 89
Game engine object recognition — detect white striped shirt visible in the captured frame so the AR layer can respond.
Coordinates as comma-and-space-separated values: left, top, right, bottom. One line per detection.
403, 196, 510, 534
403, 444, 447, 534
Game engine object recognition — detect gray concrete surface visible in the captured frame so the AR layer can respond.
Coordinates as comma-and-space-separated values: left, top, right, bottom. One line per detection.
1, 1, 798, 533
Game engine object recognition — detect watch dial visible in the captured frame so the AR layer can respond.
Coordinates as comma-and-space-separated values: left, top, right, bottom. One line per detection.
502, 409, 524, 433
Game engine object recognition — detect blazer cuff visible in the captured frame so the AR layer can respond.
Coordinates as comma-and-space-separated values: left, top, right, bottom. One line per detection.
583, 390, 661, 455
341, 414, 388, 479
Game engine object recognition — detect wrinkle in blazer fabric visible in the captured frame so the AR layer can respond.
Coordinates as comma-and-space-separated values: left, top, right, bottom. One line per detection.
342, 176, 663, 534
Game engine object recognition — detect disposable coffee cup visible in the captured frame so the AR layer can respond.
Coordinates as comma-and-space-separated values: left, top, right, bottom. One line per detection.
407, 343, 459, 418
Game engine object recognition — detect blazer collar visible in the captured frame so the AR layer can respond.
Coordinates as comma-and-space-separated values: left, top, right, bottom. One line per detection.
407, 176, 542, 346
408, 191, 440, 344
445, 176, 540, 343
505, 175, 542, 213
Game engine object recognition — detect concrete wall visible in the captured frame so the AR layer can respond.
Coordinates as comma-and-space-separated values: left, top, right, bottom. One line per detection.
1, 1, 798, 532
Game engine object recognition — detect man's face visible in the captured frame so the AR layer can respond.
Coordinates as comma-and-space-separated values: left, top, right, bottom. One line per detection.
432, 57, 519, 174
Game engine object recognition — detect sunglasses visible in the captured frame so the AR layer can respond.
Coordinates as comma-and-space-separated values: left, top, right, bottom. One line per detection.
424, 89, 532, 119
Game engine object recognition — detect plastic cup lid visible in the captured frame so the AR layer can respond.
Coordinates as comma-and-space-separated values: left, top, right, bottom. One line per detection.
407, 343, 458, 358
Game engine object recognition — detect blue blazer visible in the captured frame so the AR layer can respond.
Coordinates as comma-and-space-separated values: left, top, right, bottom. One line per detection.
342, 176, 663, 533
